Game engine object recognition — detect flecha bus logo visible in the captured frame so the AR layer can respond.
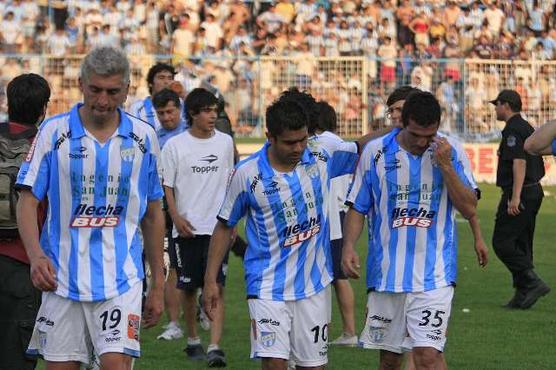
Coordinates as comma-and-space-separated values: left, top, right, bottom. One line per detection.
70, 203, 123, 227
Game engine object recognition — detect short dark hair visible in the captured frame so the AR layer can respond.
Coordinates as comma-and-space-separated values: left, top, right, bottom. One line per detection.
277, 87, 319, 134
401, 91, 441, 128
7, 73, 51, 125
152, 88, 181, 110
146, 62, 176, 94
184, 88, 218, 124
317, 101, 337, 132
266, 100, 308, 137
386, 85, 419, 107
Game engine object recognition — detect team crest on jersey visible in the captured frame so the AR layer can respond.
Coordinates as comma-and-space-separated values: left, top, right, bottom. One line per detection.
120, 147, 135, 162
260, 331, 276, 347
306, 164, 319, 178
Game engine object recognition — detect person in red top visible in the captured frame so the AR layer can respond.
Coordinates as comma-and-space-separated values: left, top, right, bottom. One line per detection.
0, 73, 50, 370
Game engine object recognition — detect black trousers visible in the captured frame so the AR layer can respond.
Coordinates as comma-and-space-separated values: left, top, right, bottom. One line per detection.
0, 255, 41, 370
492, 184, 544, 283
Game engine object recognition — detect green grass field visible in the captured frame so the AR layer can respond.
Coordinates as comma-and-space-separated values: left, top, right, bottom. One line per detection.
39, 184, 556, 370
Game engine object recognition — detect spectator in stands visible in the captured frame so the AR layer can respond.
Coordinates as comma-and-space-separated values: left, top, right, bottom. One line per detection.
472, 35, 495, 59
484, 1, 506, 37
256, 4, 284, 34
172, 16, 195, 60
1, 12, 23, 53
200, 14, 223, 51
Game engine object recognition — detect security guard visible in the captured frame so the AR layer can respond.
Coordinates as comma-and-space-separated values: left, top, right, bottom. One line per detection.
491, 89, 550, 309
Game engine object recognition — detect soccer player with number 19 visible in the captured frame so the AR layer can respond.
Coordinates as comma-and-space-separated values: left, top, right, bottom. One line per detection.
342, 91, 478, 370
16, 47, 165, 370
203, 97, 360, 370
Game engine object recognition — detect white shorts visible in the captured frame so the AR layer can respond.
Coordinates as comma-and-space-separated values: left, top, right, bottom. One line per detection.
27, 281, 143, 363
248, 285, 331, 367
360, 286, 454, 353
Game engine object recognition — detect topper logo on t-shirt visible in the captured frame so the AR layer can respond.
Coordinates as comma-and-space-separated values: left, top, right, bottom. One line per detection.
70, 203, 123, 227
191, 154, 219, 174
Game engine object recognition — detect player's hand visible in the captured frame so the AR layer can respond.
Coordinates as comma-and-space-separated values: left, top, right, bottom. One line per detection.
474, 238, 488, 268
342, 246, 361, 279
142, 284, 164, 329
507, 197, 521, 216
432, 136, 453, 169
174, 215, 196, 238
30, 255, 57, 291
203, 281, 220, 321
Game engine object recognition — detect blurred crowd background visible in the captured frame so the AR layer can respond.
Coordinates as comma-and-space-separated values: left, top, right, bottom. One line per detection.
1, 0, 556, 139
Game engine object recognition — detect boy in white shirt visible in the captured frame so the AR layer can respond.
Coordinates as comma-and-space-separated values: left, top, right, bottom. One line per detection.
161, 88, 234, 368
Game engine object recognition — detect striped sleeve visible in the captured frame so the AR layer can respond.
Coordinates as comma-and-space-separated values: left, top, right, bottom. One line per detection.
217, 166, 249, 226
328, 141, 359, 178
145, 131, 164, 201
16, 125, 54, 200
345, 145, 374, 214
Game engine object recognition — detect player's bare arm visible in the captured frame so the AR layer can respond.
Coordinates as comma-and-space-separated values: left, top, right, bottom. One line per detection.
17, 189, 57, 292
203, 220, 233, 321
141, 199, 165, 328
469, 215, 488, 267
341, 208, 365, 279
524, 119, 556, 155
432, 136, 477, 220
163, 185, 196, 237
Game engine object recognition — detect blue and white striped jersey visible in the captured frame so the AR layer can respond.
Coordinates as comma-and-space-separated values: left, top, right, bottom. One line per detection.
16, 104, 164, 302
156, 118, 187, 149
129, 96, 187, 131
218, 139, 359, 301
346, 130, 475, 293
315, 131, 355, 240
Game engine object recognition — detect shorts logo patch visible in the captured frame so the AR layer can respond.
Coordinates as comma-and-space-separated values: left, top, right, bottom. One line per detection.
127, 314, 140, 341
260, 331, 276, 348
368, 316, 390, 343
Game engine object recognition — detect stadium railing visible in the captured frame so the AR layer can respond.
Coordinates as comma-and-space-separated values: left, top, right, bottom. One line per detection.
1, 54, 554, 141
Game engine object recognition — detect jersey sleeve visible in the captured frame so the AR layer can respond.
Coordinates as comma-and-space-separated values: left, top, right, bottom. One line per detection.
217, 166, 250, 227
448, 137, 478, 191
451, 147, 475, 190
146, 132, 164, 201
15, 127, 52, 201
500, 128, 526, 161
345, 146, 374, 214
161, 142, 177, 188
328, 141, 360, 178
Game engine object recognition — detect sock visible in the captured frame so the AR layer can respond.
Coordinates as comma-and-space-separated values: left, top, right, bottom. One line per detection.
207, 344, 220, 352
187, 337, 201, 346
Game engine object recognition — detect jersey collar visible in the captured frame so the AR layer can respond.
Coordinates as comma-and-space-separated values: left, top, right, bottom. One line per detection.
259, 141, 315, 177
69, 103, 133, 139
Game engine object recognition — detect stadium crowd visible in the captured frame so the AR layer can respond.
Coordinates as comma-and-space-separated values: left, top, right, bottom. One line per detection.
2, 0, 556, 137
1, 0, 556, 60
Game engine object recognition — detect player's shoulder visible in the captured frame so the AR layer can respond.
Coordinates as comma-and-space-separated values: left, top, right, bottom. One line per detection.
438, 131, 464, 148
162, 130, 188, 151
39, 111, 71, 132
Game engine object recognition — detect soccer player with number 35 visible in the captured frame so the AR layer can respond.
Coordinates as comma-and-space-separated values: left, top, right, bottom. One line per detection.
342, 91, 480, 370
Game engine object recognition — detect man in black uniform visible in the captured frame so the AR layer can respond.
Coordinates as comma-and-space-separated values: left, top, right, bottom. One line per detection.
491, 89, 550, 309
